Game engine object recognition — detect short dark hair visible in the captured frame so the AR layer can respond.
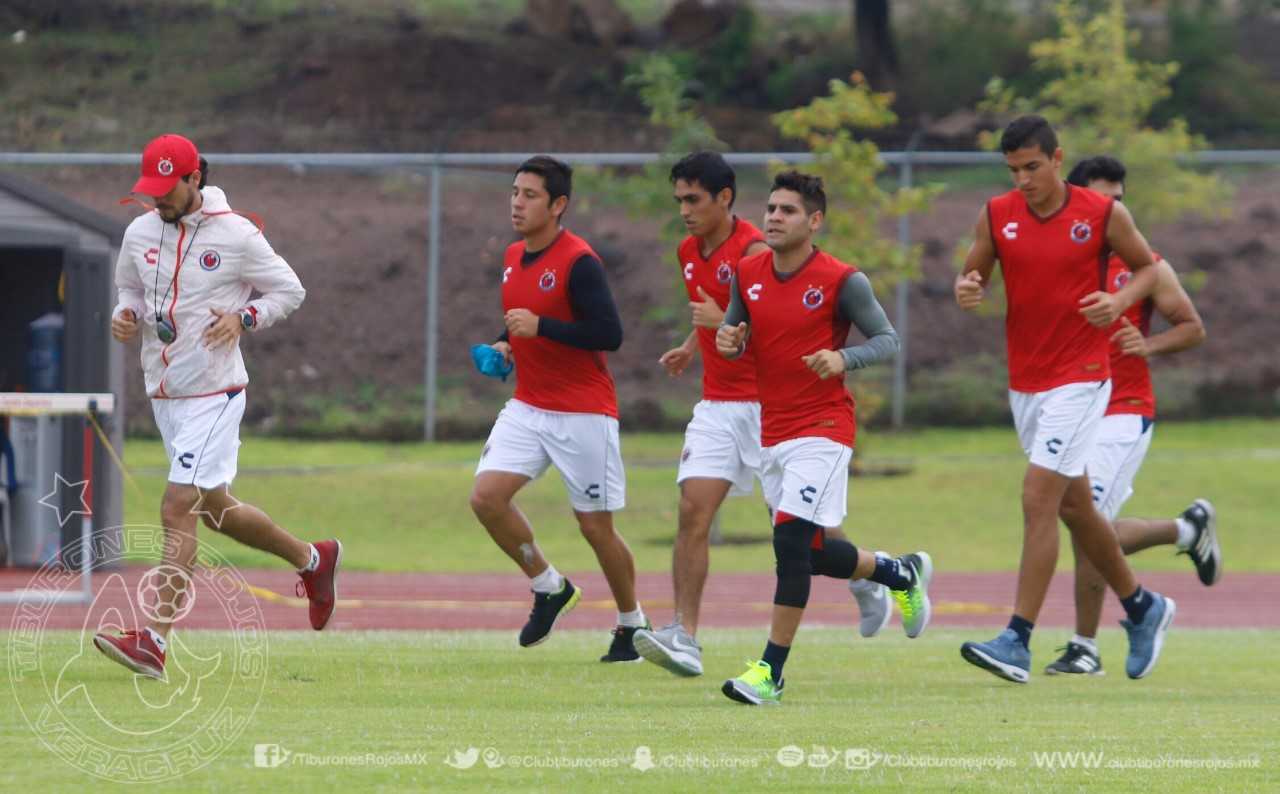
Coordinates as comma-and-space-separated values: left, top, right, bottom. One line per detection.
670, 151, 737, 207
1066, 155, 1126, 188
770, 170, 826, 215
1000, 114, 1059, 156
515, 155, 572, 206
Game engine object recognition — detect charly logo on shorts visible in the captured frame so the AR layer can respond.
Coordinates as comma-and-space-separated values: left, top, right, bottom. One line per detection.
1113, 270, 1131, 290
716, 262, 733, 284
538, 271, 556, 291
8, 524, 269, 783
199, 250, 221, 271
156, 158, 174, 177
802, 286, 824, 310
1069, 220, 1092, 244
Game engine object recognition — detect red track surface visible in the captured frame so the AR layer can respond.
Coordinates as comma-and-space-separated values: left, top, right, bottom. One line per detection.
2, 566, 1275, 633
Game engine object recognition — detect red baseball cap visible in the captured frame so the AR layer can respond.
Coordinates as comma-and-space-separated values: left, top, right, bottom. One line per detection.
132, 134, 200, 197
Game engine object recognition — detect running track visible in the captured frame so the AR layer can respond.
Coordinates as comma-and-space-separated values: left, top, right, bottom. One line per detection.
2, 567, 1276, 632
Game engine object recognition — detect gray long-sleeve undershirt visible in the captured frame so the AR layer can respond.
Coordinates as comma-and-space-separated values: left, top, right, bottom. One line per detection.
722, 269, 899, 369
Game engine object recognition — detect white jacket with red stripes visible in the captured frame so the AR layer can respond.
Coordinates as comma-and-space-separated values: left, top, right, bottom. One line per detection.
112, 186, 306, 399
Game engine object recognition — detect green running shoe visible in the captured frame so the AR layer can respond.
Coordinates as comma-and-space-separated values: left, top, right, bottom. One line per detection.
722, 660, 784, 706
892, 551, 933, 638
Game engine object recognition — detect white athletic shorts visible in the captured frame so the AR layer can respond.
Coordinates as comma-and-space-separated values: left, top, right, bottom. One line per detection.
476, 399, 625, 513
760, 437, 853, 528
676, 400, 762, 497
1087, 413, 1154, 521
1009, 380, 1111, 478
151, 390, 246, 489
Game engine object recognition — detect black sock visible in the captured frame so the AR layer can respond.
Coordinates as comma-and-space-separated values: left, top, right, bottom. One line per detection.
811, 538, 859, 579
1120, 585, 1153, 623
1007, 615, 1034, 649
762, 641, 790, 683
868, 553, 913, 591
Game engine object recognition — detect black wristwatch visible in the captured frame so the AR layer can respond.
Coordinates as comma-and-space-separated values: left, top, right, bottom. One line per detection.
240, 308, 256, 330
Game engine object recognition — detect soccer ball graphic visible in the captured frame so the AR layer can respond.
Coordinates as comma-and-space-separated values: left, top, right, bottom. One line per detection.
136, 564, 196, 623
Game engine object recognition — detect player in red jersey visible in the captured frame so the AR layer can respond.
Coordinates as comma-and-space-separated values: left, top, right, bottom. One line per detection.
713, 171, 934, 705
469, 156, 648, 662
637, 154, 895, 678
955, 116, 1175, 683
1044, 155, 1216, 677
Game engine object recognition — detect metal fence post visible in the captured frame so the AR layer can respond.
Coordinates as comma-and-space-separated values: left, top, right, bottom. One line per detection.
891, 136, 919, 429
425, 161, 442, 442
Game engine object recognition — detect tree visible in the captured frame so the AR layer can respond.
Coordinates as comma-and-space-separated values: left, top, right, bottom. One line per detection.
981, 0, 1231, 226
772, 71, 941, 287
853, 0, 898, 92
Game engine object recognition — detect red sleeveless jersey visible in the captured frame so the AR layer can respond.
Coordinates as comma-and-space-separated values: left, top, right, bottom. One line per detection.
1105, 252, 1157, 417
678, 218, 764, 401
988, 184, 1114, 392
502, 229, 618, 417
736, 248, 857, 447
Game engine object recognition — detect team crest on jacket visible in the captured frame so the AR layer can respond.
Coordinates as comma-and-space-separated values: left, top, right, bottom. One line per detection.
1069, 220, 1092, 244
538, 270, 557, 291
802, 286, 824, 310
716, 262, 733, 283
1113, 270, 1131, 290
199, 250, 222, 271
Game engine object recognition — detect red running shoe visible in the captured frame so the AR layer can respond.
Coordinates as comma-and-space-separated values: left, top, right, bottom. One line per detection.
93, 629, 165, 679
297, 539, 342, 630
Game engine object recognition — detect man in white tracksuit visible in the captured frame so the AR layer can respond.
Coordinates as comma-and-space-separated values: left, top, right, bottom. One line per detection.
94, 133, 342, 680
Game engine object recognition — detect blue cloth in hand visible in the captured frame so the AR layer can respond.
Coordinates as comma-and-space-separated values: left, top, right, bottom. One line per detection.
471, 344, 513, 381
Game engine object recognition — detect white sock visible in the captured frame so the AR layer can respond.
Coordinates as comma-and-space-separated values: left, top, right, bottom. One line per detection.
1174, 517, 1196, 550
298, 544, 319, 573
1071, 634, 1097, 653
146, 627, 168, 652
530, 564, 564, 594
617, 608, 646, 628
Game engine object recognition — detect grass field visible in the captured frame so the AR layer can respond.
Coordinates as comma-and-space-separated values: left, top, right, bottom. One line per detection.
4, 629, 1277, 792
117, 418, 1280, 574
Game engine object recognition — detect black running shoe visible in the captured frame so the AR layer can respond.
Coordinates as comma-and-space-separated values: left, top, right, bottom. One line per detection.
518, 579, 582, 647
600, 622, 650, 662
1044, 642, 1105, 676
1178, 499, 1221, 586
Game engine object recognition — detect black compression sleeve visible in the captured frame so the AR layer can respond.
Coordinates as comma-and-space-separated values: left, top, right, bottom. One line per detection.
536, 255, 623, 351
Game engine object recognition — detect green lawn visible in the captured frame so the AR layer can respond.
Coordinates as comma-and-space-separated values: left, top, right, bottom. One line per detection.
4, 629, 1277, 792
118, 418, 1280, 574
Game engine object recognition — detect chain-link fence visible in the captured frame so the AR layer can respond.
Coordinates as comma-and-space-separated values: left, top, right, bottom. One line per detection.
3, 150, 1277, 441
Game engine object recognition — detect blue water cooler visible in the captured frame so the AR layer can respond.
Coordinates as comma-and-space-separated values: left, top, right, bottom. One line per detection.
26, 312, 64, 393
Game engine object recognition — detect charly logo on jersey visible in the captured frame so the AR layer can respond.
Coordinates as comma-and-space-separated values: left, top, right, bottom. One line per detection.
198, 250, 221, 271
538, 270, 556, 291
1069, 220, 1093, 244
802, 285, 824, 310
716, 261, 733, 284
1002, 221, 1019, 240
1113, 270, 1131, 290
157, 157, 174, 176
683, 262, 694, 281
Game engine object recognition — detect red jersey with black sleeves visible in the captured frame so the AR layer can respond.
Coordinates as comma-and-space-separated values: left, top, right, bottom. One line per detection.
1105, 251, 1158, 417
677, 218, 764, 401
988, 183, 1114, 393
734, 248, 857, 447
501, 229, 619, 418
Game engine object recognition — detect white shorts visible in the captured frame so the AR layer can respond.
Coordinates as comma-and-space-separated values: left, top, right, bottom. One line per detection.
476, 399, 625, 512
151, 390, 245, 489
1087, 413, 1154, 521
676, 400, 762, 497
1009, 380, 1111, 478
760, 437, 852, 528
